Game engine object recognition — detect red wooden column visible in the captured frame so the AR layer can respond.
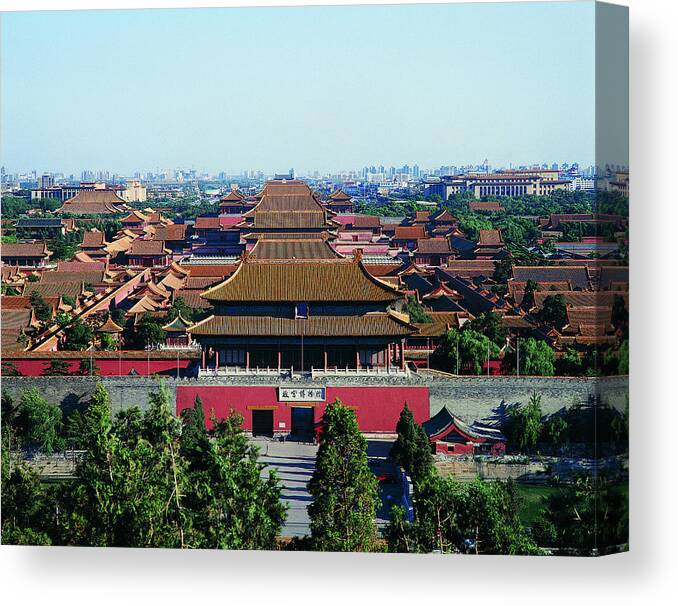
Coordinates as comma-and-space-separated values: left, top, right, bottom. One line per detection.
201, 348, 205, 369
401, 339, 406, 370
278, 350, 281, 372
324, 348, 328, 371
356, 350, 360, 370
215, 350, 219, 369
246, 350, 250, 370
387, 344, 391, 371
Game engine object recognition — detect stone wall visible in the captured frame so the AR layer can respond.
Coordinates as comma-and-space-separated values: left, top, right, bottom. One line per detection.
1, 374, 628, 424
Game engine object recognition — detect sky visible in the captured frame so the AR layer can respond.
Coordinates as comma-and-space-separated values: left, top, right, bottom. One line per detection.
1, 2, 596, 175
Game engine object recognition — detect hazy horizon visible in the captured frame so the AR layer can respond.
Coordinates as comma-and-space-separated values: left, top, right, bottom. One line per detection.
2, 2, 597, 175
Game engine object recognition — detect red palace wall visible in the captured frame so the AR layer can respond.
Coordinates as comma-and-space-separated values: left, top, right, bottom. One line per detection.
176, 385, 430, 434
5, 357, 193, 377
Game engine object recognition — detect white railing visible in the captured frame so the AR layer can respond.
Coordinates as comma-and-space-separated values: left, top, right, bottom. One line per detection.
311, 366, 409, 378
157, 342, 202, 351
197, 365, 409, 378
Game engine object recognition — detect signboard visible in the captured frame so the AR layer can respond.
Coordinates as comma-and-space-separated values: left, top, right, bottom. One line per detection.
278, 387, 326, 402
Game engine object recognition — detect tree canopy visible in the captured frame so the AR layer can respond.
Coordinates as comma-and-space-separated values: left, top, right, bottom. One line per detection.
387, 476, 539, 555
308, 399, 379, 552
389, 403, 434, 482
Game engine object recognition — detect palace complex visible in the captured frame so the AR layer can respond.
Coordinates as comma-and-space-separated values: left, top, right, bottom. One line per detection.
1, 177, 628, 440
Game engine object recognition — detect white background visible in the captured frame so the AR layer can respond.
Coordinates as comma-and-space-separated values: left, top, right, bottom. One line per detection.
1, 1, 675, 604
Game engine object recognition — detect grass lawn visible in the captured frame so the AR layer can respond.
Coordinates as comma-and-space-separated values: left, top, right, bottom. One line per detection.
514, 482, 629, 526
515, 484, 559, 525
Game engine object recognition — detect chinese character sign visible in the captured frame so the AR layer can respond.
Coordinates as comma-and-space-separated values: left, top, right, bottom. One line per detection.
278, 387, 326, 402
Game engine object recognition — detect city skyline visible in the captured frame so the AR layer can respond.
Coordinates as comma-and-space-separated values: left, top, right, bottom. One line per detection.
2, 2, 597, 174
4, 157, 604, 182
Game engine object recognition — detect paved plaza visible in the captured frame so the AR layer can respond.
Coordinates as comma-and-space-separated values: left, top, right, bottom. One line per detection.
254, 438, 399, 538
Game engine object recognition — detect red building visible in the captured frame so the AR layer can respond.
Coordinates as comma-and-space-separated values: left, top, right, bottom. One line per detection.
176, 385, 429, 438
325, 189, 354, 214
127, 239, 171, 267
423, 406, 506, 455
188, 253, 416, 373
414, 237, 455, 267
0, 242, 52, 268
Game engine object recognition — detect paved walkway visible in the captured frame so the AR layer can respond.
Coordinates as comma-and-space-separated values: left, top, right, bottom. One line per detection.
254, 438, 398, 538
256, 439, 318, 538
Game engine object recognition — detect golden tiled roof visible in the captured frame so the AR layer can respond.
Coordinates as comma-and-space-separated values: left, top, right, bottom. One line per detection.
189, 312, 415, 337
244, 180, 331, 230
0, 242, 51, 258
478, 229, 504, 246
202, 258, 400, 303
251, 239, 339, 260
57, 190, 127, 214
252, 211, 328, 229
98, 316, 124, 333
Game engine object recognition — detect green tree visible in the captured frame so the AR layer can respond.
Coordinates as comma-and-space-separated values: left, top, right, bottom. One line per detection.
611, 295, 628, 339
16, 387, 63, 454
99, 332, 117, 351
467, 311, 507, 346
521, 279, 539, 309
63, 320, 94, 351
403, 294, 432, 323
308, 399, 379, 551
556, 347, 583, 376
0, 195, 30, 217
179, 396, 210, 471
433, 328, 501, 375
534, 475, 628, 553
617, 340, 629, 375
44, 359, 72, 375
1, 361, 22, 376
536, 295, 568, 329
29, 291, 52, 323
387, 476, 539, 554
542, 415, 569, 451
1, 463, 53, 545
167, 296, 195, 323
519, 337, 556, 376
492, 258, 512, 283
390, 403, 434, 482
55, 311, 73, 327
125, 312, 166, 348
507, 392, 543, 453
77, 358, 101, 376
2, 284, 20, 296
60, 383, 191, 548
62, 294, 77, 308
186, 410, 286, 549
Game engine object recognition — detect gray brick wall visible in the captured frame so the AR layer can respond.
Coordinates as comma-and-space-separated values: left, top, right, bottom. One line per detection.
1, 374, 628, 424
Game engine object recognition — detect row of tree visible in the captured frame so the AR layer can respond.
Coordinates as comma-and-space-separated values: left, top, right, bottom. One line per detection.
1, 386, 627, 553
386, 403, 627, 554
503, 392, 629, 455
429, 310, 628, 377
2, 384, 285, 548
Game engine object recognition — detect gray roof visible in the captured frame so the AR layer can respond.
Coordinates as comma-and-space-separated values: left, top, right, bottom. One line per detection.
423, 406, 506, 442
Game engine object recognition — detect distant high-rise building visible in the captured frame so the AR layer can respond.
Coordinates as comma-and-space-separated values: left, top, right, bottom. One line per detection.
39, 173, 54, 189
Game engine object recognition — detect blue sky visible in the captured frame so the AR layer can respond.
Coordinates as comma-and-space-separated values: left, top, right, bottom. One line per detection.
1, 2, 596, 174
